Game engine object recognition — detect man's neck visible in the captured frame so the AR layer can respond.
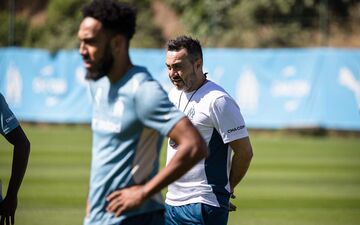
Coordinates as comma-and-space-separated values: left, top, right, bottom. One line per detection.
108, 58, 133, 84
186, 74, 207, 92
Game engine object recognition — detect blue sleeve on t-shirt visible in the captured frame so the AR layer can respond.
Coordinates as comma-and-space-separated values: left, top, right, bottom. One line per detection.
0, 93, 19, 136
134, 80, 184, 136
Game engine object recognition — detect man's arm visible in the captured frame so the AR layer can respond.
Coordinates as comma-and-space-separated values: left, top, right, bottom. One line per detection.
227, 137, 253, 211
0, 126, 30, 225
142, 117, 209, 197
106, 117, 208, 216
229, 137, 253, 192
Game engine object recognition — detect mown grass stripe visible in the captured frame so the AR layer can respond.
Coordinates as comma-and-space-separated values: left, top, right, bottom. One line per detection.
1, 126, 359, 225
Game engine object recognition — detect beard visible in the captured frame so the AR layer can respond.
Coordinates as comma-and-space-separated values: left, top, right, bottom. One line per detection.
85, 43, 114, 81
177, 66, 198, 92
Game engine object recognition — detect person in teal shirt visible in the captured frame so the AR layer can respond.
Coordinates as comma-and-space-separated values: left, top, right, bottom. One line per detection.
77, 1, 208, 224
0, 93, 30, 225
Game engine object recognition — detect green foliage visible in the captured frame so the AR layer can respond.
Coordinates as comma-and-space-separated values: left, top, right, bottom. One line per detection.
0, 0, 163, 50
164, 0, 359, 47
26, 0, 87, 51
129, 0, 164, 48
0, 12, 9, 46
0, 0, 358, 49
0, 11, 30, 47
164, 0, 237, 46
132, 12, 164, 48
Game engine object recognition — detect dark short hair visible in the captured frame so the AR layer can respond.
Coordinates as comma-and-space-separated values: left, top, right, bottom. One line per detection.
81, 0, 136, 40
166, 36, 203, 62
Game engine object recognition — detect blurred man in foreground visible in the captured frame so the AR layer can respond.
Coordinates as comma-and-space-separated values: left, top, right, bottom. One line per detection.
0, 93, 30, 225
77, 1, 208, 224
165, 36, 253, 225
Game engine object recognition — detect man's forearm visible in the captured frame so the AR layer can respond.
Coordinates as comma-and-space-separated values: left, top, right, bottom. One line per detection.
229, 152, 252, 192
228, 137, 253, 192
142, 140, 207, 199
6, 139, 30, 199
142, 117, 208, 199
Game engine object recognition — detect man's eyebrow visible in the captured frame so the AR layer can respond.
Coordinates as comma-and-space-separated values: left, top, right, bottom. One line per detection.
167, 61, 182, 66
83, 37, 95, 41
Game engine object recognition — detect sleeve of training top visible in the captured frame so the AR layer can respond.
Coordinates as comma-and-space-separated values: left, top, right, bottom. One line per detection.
209, 95, 248, 144
0, 93, 19, 136
135, 80, 185, 136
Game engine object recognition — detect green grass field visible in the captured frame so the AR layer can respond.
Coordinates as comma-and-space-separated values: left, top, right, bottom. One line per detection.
1, 125, 360, 225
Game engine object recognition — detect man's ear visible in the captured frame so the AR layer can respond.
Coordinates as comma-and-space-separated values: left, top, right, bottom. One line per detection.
111, 35, 126, 53
195, 58, 202, 70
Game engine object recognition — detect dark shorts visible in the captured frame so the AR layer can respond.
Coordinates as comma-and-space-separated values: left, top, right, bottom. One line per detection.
120, 210, 164, 225
165, 203, 229, 225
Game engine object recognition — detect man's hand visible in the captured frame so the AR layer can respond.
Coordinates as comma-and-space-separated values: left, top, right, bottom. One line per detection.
229, 202, 237, 212
0, 196, 17, 225
229, 191, 237, 212
106, 185, 146, 217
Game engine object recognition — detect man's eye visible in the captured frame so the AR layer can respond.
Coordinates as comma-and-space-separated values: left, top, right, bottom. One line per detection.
85, 39, 95, 45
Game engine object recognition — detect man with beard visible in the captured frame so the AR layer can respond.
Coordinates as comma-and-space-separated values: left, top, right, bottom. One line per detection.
164, 36, 253, 225
77, 1, 208, 225
0, 93, 30, 225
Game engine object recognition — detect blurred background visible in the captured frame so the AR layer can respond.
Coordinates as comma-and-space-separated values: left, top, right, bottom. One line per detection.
1, 0, 360, 49
0, 0, 360, 225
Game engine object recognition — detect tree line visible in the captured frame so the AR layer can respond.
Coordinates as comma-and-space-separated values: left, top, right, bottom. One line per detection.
0, 0, 359, 51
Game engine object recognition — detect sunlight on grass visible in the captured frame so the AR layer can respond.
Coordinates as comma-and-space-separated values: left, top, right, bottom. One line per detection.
1, 125, 359, 225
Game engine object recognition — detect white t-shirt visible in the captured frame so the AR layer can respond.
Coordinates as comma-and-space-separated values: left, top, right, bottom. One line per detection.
165, 80, 248, 208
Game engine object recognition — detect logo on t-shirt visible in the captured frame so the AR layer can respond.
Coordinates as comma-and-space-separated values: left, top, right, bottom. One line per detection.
5, 114, 15, 123
227, 125, 245, 133
92, 118, 121, 133
113, 99, 124, 117
187, 106, 195, 120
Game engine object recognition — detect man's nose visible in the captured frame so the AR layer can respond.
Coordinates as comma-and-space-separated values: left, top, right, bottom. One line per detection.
79, 42, 87, 56
168, 68, 177, 77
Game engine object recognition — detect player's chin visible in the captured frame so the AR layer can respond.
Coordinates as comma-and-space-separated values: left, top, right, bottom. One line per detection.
83, 61, 93, 69
85, 71, 105, 81
175, 85, 185, 91
172, 81, 184, 90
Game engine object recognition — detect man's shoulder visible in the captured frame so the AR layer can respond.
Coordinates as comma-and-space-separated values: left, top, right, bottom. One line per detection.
131, 65, 152, 80
206, 80, 227, 92
202, 80, 230, 100
200, 81, 240, 111
0, 93, 6, 107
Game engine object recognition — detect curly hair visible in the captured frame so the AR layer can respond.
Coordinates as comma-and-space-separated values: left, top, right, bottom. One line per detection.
81, 0, 136, 40
166, 36, 203, 61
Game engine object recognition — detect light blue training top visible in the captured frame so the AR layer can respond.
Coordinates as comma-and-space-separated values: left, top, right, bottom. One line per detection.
84, 66, 184, 225
0, 93, 19, 136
